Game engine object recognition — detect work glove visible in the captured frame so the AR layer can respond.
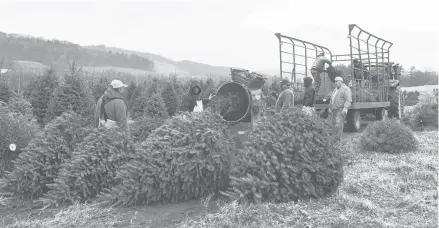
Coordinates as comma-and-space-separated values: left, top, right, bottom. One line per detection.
342, 108, 348, 116
208, 93, 216, 100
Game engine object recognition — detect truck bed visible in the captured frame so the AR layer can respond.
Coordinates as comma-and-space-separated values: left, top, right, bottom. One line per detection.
315, 101, 390, 109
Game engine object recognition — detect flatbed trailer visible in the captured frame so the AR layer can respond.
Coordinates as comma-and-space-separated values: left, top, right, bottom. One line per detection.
275, 24, 402, 132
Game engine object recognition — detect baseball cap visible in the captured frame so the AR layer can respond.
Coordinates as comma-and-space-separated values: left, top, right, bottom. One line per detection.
334, 77, 344, 82
110, 80, 128, 89
280, 78, 291, 85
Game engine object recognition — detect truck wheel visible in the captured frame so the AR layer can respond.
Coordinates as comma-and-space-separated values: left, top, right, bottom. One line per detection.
375, 108, 388, 121
346, 109, 361, 132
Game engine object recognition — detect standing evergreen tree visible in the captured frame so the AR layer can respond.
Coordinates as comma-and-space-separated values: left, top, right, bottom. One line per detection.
146, 77, 160, 97
144, 92, 169, 119
23, 75, 40, 99
126, 81, 137, 104
171, 74, 183, 97
161, 82, 179, 117
0, 80, 11, 104
201, 77, 217, 98
129, 93, 168, 142
30, 68, 59, 126
45, 62, 95, 125
91, 75, 110, 102
129, 86, 148, 119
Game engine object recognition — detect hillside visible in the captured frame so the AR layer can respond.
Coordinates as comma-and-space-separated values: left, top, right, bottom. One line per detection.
86, 45, 232, 77
0, 32, 156, 73
0, 31, 234, 77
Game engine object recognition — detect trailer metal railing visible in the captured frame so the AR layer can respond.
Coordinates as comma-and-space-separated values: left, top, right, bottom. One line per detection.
275, 33, 332, 85
347, 24, 393, 103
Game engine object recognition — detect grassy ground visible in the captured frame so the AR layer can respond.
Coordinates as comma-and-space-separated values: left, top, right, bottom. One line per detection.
1, 131, 437, 228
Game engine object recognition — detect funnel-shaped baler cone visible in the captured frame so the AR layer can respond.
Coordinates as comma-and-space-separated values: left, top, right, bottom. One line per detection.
215, 81, 252, 123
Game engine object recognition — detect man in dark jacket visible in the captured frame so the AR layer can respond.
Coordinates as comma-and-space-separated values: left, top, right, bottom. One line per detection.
300, 77, 316, 116
95, 80, 129, 131
180, 85, 202, 112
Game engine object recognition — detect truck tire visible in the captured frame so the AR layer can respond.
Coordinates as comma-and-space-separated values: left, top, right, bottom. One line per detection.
346, 109, 361, 132
375, 108, 388, 121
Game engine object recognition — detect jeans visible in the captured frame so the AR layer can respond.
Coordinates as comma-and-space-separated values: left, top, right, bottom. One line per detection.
311, 69, 322, 95
331, 109, 346, 141
99, 119, 118, 129
302, 106, 316, 116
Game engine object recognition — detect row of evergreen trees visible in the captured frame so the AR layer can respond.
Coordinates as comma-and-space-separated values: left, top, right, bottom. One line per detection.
1, 63, 227, 128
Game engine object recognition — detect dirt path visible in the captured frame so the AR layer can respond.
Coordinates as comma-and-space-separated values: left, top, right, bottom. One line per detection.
341, 116, 373, 141
114, 196, 225, 227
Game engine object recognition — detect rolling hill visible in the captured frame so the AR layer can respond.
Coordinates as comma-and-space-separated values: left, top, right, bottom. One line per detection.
0, 31, 233, 78
85, 45, 231, 77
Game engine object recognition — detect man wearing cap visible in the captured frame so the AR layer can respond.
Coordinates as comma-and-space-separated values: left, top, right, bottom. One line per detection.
311, 52, 332, 96
95, 79, 129, 131
275, 78, 295, 114
329, 77, 352, 141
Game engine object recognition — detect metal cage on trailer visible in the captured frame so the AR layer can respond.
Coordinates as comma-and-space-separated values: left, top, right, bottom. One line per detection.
275, 24, 403, 132
274, 33, 333, 97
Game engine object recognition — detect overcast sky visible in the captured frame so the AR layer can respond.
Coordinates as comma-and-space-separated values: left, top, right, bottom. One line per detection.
1, 0, 438, 72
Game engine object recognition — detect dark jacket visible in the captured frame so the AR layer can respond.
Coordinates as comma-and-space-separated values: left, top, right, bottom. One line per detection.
94, 87, 128, 131
295, 78, 315, 107
180, 85, 202, 112
303, 78, 315, 107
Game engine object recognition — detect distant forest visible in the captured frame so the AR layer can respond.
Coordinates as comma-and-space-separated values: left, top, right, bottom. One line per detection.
334, 64, 438, 87
0, 32, 154, 71
399, 66, 438, 87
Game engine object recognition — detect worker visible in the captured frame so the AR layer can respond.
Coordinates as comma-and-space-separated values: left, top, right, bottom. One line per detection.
275, 78, 295, 113
301, 77, 316, 116
391, 63, 400, 80
388, 80, 402, 119
180, 84, 213, 113
353, 58, 362, 79
311, 52, 332, 95
328, 77, 352, 141
95, 79, 129, 131
180, 84, 202, 112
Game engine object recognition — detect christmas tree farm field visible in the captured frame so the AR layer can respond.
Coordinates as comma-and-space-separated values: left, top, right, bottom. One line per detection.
0, 131, 436, 228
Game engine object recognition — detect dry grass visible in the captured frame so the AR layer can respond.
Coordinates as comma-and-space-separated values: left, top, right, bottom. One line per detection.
3, 203, 127, 228
1, 131, 437, 228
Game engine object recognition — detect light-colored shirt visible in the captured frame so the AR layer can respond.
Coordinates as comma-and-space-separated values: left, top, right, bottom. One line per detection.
331, 88, 339, 105
275, 88, 295, 113
330, 84, 352, 110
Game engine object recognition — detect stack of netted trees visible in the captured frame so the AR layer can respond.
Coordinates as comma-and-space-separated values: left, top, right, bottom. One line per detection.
1, 106, 344, 208
41, 127, 135, 206
361, 119, 418, 153
1, 110, 137, 206
402, 91, 438, 131
0, 99, 39, 178
221, 108, 344, 203
354, 87, 378, 102
1, 111, 90, 200
98, 111, 235, 207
